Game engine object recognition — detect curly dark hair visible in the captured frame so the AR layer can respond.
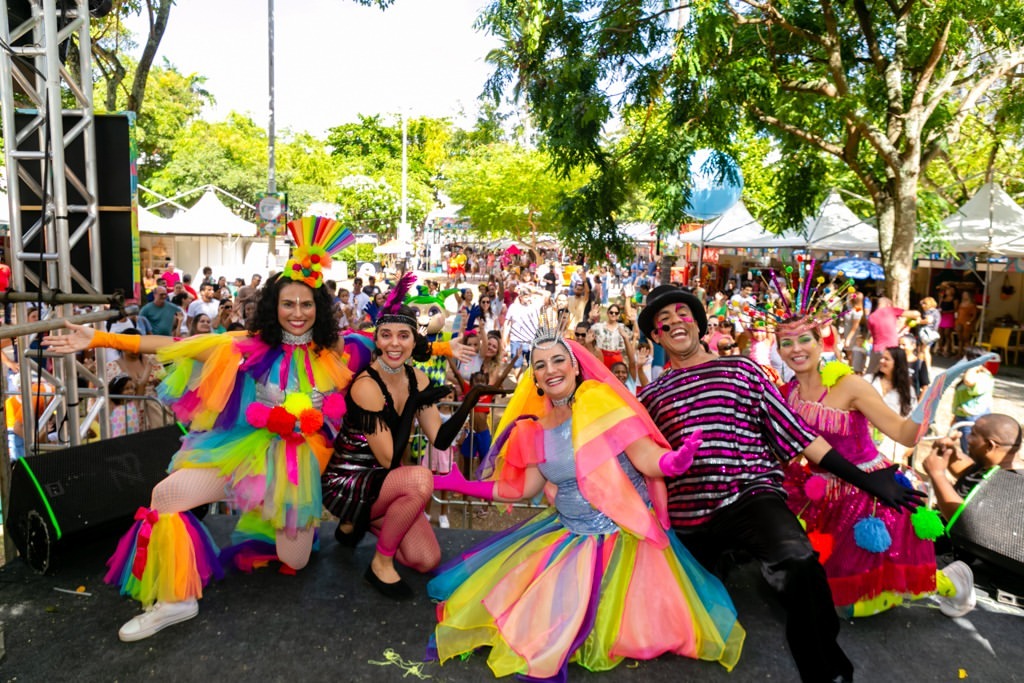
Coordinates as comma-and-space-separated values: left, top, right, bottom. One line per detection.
247, 272, 339, 349
372, 304, 431, 363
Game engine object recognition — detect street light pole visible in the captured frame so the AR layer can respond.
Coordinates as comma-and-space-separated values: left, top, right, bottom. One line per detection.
267, 0, 277, 268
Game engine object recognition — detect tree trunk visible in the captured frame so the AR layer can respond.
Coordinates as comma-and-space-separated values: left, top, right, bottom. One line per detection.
127, 0, 173, 113
888, 173, 919, 309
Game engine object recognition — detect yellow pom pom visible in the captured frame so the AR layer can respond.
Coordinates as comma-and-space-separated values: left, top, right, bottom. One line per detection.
820, 360, 855, 388
847, 286, 856, 293
283, 392, 313, 416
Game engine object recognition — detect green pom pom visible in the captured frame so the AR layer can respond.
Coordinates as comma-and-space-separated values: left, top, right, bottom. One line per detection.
911, 507, 945, 541
820, 360, 854, 388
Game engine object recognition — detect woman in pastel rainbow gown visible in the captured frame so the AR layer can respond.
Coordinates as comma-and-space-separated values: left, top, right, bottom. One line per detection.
776, 320, 974, 617
429, 328, 745, 681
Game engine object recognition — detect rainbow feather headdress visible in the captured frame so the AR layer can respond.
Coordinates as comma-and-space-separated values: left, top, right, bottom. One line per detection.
751, 256, 858, 333
284, 216, 355, 289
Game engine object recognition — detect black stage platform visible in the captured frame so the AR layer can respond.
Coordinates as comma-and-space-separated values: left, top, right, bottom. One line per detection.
1, 515, 1023, 682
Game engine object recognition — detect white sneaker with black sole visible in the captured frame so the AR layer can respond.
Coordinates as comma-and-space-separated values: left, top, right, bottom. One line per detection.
938, 561, 977, 618
118, 599, 199, 642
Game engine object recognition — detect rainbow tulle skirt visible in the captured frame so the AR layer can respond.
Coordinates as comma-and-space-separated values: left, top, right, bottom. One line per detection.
105, 509, 223, 606
169, 425, 326, 534
427, 507, 744, 681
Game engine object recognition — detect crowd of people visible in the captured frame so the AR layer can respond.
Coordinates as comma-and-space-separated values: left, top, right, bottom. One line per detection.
10, 240, 1020, 682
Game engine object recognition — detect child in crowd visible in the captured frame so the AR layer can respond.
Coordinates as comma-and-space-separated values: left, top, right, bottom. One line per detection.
952, 346, 995, 452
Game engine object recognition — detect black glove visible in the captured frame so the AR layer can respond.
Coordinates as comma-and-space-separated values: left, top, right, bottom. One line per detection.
414, 384, 454, 409
818, 449, 925, 512
433, 384, 506, 451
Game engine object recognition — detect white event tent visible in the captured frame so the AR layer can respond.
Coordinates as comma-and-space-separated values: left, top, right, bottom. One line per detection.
940, 182, 1024, 336
677, 200, 805, 248
155, 190, 258, 237
138, 189, 265, 281
800, 190, 880, 252
942, 182, 1024, 254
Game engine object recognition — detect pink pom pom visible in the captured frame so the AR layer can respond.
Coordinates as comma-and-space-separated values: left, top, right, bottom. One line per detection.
246, 402, 272, 429
805, 476, 828, 501
322, 393, 346, 423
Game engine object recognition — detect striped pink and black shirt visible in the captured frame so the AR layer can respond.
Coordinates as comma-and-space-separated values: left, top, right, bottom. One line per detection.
638, 356, 817, 528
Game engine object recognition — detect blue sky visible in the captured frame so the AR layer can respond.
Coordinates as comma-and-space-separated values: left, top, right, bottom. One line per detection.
125, 0, 500, 136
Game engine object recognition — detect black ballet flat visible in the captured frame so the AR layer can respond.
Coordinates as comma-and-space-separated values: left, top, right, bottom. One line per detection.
364, 565, 414, 600
334, 524, 361, 548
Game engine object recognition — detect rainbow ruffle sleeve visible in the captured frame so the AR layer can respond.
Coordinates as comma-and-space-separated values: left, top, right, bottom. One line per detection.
156, 332, 247, 432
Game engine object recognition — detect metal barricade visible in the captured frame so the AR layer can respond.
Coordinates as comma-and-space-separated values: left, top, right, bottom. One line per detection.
415, 398, 548, 530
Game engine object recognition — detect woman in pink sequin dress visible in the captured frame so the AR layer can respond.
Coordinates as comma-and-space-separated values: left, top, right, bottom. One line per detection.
775, 322, 938, 617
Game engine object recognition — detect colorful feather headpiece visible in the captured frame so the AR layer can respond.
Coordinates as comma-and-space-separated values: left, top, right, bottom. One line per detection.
375, 271, 418, 328
284, 216, 355, 289
753, 256, 858, 333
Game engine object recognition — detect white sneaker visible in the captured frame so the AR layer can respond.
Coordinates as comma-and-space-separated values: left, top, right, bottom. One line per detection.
118, 599, 199, 642
938, 561, 977, 617
438, 514, 450, 529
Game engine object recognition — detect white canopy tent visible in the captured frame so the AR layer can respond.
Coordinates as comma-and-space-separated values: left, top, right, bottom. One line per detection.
0, 189, 9, 227
137, 208, 174, 233
942, 182, 1024, 254
992, 232, 1024, 257
677, 200, 805, 248
138, 190, 262, 281
940, 182, 1024, 340
800, 190, 880, 252
153, 190, 258, 237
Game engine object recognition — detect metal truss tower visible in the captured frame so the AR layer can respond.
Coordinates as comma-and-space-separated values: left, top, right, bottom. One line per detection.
0, 0, 108, 451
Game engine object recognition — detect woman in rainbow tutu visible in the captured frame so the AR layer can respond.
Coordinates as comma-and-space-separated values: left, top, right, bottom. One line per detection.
44, 218, 362, 642
429, 326, 745, 681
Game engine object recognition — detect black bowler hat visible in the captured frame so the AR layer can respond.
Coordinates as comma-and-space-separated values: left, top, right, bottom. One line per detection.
638, 285, 708, 340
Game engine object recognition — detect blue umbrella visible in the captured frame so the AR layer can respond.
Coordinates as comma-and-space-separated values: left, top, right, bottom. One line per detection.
822, 257, 884, 280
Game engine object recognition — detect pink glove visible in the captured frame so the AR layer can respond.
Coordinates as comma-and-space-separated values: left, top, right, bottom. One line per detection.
659, 429, 702, 477
434, 468, 495, 500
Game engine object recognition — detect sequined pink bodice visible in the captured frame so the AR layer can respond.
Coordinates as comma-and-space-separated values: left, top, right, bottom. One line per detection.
783, 380, 879, 466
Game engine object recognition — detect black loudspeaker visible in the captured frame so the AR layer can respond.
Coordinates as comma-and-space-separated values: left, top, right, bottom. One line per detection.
4, 425, 183, 573
948, 469, 1024, 577
13, 112, 138, 296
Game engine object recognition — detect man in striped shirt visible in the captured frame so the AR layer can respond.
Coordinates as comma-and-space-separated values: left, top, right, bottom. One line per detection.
638, 285, 921, 683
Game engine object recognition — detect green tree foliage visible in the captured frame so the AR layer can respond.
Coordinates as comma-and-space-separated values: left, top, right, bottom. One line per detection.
477, 0, 1024, 305
326, 114, 456, 237
443, 143, 587, 248
94, 59, 214, 183
147, 113, 340, 218
87, 0, 174, 113
335, 174, 429, 239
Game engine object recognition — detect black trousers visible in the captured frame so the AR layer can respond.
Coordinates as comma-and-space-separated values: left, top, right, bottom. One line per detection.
677, 493, 853, 683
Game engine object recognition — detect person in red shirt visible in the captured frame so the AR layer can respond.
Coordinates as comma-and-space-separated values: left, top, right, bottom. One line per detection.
865, 297, 920, 376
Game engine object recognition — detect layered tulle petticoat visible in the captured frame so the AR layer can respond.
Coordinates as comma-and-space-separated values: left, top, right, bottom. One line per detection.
105, 508, 223, 605
427, 506, 744, 681
169, 423, 332, 533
